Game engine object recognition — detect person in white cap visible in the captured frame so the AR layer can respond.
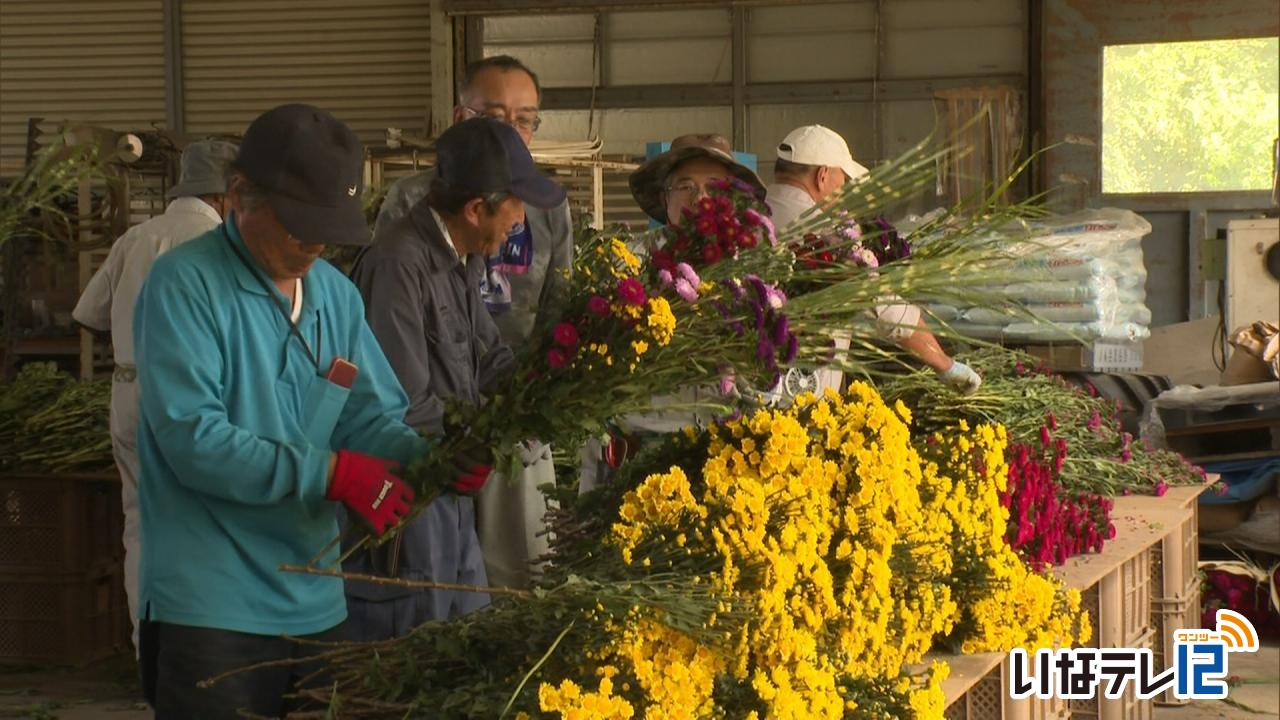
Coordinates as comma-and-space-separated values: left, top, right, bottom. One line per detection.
72, 138, 238, 655
766, 124, 982, 395
768, 124, 870, 228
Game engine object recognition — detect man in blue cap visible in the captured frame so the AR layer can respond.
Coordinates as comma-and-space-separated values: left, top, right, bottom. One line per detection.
133, 104, 431, 718
376, 56, 571, 592
345, 116, 567, 639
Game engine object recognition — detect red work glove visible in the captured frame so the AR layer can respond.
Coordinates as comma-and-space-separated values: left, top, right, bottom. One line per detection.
326, 450, 415, 535
453, 463, 492, 494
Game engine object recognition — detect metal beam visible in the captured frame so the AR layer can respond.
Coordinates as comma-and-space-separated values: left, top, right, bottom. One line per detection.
872, 0, 884, 161
464, 16, 485, 65
1027, 0, 1044, 195
429, 0, 454, 136
541, 75, 1025, 110
444, 0, 851, 15
730, 6, 746, 149
162, 0, 184, 133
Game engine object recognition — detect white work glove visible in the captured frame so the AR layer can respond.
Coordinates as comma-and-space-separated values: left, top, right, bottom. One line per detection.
937, 361, 982, 395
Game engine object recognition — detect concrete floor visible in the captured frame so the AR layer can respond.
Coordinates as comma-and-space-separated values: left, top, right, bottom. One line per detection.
0, 654, 146, 719
0, 646, 1275, 719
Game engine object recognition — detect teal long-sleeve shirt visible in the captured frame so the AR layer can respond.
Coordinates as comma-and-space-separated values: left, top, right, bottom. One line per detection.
133, 217, 427, 635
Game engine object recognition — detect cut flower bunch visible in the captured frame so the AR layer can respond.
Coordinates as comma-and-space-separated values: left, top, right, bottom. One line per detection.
272, 384, 1088, 719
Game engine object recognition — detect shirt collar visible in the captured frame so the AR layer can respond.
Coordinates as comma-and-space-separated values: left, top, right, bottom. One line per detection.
768, 183, 815, 209
166, 196, 223, 225
224, 212, 321, 313
408, 201, 468, 273
429, 207, 462, 263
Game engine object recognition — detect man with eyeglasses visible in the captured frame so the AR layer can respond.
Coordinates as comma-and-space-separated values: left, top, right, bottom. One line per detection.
344, 118, 567, 639
373, 55, 572, 592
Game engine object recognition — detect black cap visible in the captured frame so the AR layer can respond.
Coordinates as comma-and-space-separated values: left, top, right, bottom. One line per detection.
235, 104, 370, 246
436, 118, 566, 210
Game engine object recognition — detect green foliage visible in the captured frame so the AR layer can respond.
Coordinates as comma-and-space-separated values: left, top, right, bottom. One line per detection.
1, 141, 104, 247
1102, 37, 1279, 193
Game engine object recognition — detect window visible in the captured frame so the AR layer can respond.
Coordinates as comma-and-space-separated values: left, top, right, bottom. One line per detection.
1101, 37, 1279, 194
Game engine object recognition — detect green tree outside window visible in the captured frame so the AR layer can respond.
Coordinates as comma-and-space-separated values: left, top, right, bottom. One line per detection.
1102, 37, 1279, 194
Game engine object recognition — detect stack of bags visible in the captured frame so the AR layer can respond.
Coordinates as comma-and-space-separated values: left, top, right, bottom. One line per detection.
932, 208, 1153, 343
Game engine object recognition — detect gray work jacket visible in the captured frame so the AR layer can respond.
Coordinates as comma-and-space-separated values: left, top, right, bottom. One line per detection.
375, 170, 573, 346
352, 200, 515, 434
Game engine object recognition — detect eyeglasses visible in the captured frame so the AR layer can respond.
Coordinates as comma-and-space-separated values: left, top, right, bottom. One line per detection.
461, 105, 542, 134
663, 181, 718, 199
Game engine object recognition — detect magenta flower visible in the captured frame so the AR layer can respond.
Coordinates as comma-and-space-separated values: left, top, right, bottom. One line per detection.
657, 269, 674, 287
552, 322, 579, 348
547, 348, 570, 370
674, 278, 698, 303
1153, 480, 1169, 497
617, 278, 647, 306
675, 262, 700, 287
760, 213, 778, 246
701, 243, 722, 265
1087, 409, 1101, 431
718, 369, 736, 396
765, 286, 787, 310
587, 295, 610, 318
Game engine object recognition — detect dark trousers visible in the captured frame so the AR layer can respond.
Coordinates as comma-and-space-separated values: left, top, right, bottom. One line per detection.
139, 620, 346, 719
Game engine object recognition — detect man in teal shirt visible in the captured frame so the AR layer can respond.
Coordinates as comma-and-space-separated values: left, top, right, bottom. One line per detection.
134, 104, 423, 718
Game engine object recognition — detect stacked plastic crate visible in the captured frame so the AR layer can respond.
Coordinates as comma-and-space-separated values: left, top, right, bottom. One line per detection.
0, 473, 129, 664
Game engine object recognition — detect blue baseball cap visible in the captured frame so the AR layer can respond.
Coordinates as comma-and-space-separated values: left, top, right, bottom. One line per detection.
235, 104, 370, 246
436, 117, 566, 210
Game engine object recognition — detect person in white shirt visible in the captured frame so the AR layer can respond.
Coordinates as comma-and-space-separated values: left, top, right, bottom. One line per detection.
71, 139, 237, 652
766, 125, 982, 395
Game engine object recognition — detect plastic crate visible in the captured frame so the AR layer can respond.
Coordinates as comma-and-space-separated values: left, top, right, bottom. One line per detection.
1150, 578, 1200, 707
1078, 548, 1152, 651
0, 564, 129, 665
1067, 629, 1155, 720
946, 668, 1005, 720
1150, 505, 1197, 606
945, 659, 1070, 720
1147, 495, 1200, 707
0, 474, 123, 575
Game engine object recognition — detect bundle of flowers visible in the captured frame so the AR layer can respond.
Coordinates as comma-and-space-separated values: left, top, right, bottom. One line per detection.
1201, 562, 1280, 640
402, 233, 781, 495
915, 420, 1091, 654
881, 347, 1209, 496
792, 213, 909, 273
273, 385, 1086, 719
1001, 424, 1116, 569
384, 145, 1034, 514
649, 178, 776, 273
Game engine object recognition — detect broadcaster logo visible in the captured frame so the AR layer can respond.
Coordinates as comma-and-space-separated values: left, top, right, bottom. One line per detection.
1008, 609, 1260, 701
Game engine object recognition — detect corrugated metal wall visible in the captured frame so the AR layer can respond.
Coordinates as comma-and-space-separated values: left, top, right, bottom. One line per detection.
496, 0, 1027, 181
0, 0, 167, 173
181, 0, 433, 143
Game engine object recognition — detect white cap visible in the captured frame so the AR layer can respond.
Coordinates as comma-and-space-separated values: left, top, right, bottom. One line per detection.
777, 125, 869, 183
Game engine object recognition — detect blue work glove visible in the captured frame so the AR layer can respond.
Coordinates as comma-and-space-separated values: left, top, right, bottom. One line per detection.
938, 361, 982, 395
